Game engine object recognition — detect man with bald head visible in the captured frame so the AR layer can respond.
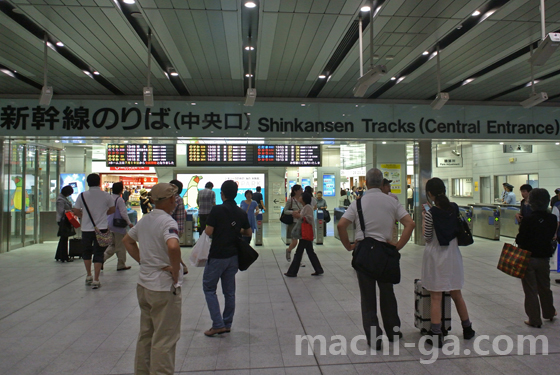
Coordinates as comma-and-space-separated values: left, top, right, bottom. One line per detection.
337, 168, 415, 350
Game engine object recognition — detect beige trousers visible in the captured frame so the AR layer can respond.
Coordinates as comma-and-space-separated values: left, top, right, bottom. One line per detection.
104, 231, 127, 269
135, 284, 182, 375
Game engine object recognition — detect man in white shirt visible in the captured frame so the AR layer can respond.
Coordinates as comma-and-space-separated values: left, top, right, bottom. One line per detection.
337, 168, 415, 350
73, 173, 115, 289
123, 183, 183, 375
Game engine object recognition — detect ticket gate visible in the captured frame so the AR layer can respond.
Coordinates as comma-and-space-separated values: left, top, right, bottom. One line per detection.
255, 212, 263, 246
315, 210, 324, 245
281, 222, 296, 245
458, 206, 473, 233
334, 207, 355, 243
180, 209, 197, 246
471, 205, 500, 240
499, 205, 520, 238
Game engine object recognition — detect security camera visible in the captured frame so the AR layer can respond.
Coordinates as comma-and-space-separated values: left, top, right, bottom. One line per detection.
520, 92, 548, 108
353, 65, 387, 97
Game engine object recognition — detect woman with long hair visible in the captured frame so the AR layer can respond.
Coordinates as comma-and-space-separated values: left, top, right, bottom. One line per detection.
422, 177, 475, 347
285, 184, 303, 261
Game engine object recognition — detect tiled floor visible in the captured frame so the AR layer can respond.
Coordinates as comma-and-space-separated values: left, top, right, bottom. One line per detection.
1, 223, 559, 374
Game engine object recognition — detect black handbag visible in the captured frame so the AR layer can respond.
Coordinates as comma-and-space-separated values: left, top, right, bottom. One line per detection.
280, 201, 294, 225
323, 210, 331, 223
237, 238, 259, 271
455, 205, 474, 246
351, 198, 401, 284
57, 215, 76, 237
112, 197, 128, 228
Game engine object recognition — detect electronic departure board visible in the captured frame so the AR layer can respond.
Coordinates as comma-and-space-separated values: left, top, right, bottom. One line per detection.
106, 144, 176, 167
256, 145, 321, 166
187, 144, 255, 166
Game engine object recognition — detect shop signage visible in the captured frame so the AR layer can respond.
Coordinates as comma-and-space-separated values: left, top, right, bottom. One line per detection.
1, 100, 559, 140
437, 157, 463, 168
502, 144, 532, 153
379, 164, 402, 194
109, 167, 150, 171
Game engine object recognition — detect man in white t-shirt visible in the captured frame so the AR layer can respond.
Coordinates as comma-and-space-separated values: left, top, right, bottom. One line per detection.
337, 168, 415, 350
123, 183, 183, 375
73, 173, 115, 289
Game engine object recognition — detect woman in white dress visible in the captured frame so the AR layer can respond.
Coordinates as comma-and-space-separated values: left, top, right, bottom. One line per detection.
422, 177, 475, 347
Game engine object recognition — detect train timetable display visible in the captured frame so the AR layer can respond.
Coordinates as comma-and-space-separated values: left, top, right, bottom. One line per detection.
187, 144, 254, 166
106, 144, 176, 166
257, 145, 321, 166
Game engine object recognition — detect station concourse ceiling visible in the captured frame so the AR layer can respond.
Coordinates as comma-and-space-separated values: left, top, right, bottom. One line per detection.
1, 0, 560, 106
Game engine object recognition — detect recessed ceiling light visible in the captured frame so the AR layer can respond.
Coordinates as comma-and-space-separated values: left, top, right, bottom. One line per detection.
499, 142, 504, 145
123, 0, 135, 4
422, 51, 429, 55
54, 140, 60, 143
556, 142, 559, 145
318, 75, 326, 79
134, 102, 138, 105
170, 72, 179, 76
390, 77, 396, 80
191, 102, 196, 105
472, 10, 481, 16
360, 6, 371, 12
301, 104, 306, 106
245, 46, 254, 50
245, 74, 253, 77
244, 1, 257, 8
56, 42, 64, 47
442, 142, 447, 144
382, 141, 387, 144
123, 140, 129, 143
93, 71, 100, 75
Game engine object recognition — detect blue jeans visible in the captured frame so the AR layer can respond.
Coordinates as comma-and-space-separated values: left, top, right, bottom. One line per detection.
203, 255, 238, 329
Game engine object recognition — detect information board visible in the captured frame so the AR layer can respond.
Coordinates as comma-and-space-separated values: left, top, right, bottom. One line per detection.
187, 144, 254, 166
256, 145, 321, 166
106, 144, 176, 166
323, 174, 336, 197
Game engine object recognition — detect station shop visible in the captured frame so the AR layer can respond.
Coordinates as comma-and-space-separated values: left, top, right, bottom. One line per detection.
1, 99, 560, 253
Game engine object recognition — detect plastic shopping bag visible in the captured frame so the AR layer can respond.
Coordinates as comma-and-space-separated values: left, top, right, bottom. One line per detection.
189, 232, 211, 267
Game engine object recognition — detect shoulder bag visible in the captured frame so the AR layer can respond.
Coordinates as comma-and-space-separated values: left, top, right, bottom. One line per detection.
351, 198, 401, 284
57, 214, 76, 237
301, 217, 314, 241
454, 204, 474, 246
224, 204, 259, 271
80, 193, 113, 247
280, 200, 294, 225
112, 197, 128, 228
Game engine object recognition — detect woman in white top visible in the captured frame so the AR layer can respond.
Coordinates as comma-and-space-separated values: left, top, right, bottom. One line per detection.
285, 184, 303, 261
284, 192, 324, 277
104, 182, 134, 271
422, 177, 475, 347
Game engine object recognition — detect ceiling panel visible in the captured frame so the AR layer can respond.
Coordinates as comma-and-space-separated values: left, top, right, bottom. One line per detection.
1, 0, 560, 107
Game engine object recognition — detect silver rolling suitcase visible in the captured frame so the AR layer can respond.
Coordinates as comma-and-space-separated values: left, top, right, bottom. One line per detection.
414, 279, 451, 334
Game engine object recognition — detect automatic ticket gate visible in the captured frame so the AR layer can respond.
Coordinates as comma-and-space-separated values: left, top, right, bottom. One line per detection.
180, 209, 198, 246
471, 204, 500, 240
315, 210, 324, 245
334, 207, 355, 243
458, 206, 473, 233
499, 205, 520, 238
255, 212, 263, 246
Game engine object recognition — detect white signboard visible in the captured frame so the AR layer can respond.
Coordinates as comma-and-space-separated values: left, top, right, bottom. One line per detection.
437, 157, 463, 168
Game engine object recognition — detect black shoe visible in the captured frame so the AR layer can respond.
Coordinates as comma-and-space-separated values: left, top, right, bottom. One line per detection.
425, 330, 444, 348
388, 331, 403, 342
463, 324, 475, 340
311, 272, 323, 276
284, 273, 297, 277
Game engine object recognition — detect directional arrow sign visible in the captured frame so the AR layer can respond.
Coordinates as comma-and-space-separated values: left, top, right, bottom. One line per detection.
273, 199, 284, 204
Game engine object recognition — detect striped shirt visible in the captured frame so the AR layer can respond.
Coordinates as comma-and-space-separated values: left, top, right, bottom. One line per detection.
423, 210, 434, 242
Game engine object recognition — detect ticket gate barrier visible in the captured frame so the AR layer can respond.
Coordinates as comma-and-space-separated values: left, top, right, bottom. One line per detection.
315, 210, 324, 245
471, 205, 500, 240
334, 207, 355, 243
458, 206, 473, 233
180, 209, 197, 247
255, 212, 263, 246
499, 205, 520, 238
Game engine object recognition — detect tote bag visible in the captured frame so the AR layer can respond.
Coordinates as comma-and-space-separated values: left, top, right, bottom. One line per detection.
497, 243, 530, 279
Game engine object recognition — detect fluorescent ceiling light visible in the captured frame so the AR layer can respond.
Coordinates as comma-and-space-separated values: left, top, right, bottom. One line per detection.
191, 102, 196, 105
462, 78, 475, 85
170, 72, 179, 76
93, 71, 100, 75
318, 75, 326, 79
422, 51, 429, 55
374, 6, 382, 17
83, 71, 94, 79
525, 80, 540, 87
396, 76, 406, 84
556, 142, 559, 145
472, 10, 481, 16
245, 46, 254, 50
244, 1, 257, 8
499, 142, 504, 145
0, 69, 15, 78
390, 77, 396, 80
360, 6, 371, 12
245, 73, 253, 77
382, 141, 387, 144
481, 10, 495, 22
123, 0, 135, 4
56, 42, 64, 47
442, 142, 447, 144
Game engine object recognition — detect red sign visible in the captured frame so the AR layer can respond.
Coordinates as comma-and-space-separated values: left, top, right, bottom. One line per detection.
109, 167, 150, 171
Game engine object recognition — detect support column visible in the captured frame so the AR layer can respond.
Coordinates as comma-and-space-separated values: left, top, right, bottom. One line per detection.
414, 140, 432, 246
365, 141, 376, 170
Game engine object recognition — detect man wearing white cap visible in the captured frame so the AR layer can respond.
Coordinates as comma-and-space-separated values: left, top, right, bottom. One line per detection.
123, 183, 183, 375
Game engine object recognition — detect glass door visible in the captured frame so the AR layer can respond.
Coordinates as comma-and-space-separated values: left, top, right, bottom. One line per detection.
8, 143, 25, 249
24, 146, 37, 245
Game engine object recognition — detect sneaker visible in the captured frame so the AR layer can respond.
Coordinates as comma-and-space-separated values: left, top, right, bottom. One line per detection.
85, 275, 93, 285
91, 281, 101, 289
204, 327, 228, 337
